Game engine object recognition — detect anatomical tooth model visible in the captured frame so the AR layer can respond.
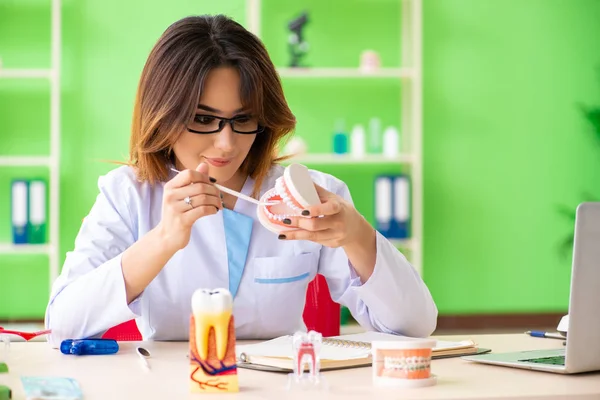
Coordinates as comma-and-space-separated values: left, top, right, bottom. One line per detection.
292, 330, 322, 379
189, 288, 238, 393
286, 330, 328, 391
257, 163, 321, 233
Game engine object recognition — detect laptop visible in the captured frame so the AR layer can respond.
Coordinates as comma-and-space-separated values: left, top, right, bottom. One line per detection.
462, 202, 600, 374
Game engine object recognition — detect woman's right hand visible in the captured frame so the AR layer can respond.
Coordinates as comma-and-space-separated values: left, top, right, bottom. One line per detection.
157, 162, 222, 251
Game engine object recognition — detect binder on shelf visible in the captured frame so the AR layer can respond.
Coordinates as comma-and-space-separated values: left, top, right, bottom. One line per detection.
374, 174, 410, 239
28, 179, 47, 244
393, 174, 410, 238
11, 180, 29, 244
375, 176, 393, 237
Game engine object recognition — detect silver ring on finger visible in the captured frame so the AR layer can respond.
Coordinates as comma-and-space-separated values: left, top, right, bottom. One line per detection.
184, 196, 194, 209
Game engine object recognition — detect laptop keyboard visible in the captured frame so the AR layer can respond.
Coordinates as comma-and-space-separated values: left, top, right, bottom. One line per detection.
518, 355, 565, 365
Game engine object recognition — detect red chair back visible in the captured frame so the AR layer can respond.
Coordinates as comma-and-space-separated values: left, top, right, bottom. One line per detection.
102, 274, 340, 341
103, 319, 141, 341
302, 274, 340, 337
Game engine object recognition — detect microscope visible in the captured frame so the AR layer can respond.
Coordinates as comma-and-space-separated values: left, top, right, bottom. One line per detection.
287, 12, 309, 68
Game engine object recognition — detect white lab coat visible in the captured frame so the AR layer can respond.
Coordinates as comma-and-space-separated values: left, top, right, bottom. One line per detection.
45, 164, 437, 347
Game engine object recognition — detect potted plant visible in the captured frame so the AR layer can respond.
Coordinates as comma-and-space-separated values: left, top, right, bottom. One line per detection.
558, 77, 600, 258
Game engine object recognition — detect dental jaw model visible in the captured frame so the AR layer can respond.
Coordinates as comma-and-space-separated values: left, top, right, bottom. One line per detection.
189, 288, 238, 393
287, 330, 328, 391
257, 163, 321, 233
371, 339, 437, 388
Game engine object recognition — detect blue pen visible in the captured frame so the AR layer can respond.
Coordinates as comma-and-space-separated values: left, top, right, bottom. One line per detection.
524, 330, 565, 340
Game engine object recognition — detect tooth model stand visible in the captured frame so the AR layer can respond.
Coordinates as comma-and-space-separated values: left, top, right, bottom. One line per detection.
287, 331, 329, 391
189, 288, 239, 393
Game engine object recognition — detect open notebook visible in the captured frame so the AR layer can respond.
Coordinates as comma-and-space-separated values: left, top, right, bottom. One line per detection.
236, 331, 490, 372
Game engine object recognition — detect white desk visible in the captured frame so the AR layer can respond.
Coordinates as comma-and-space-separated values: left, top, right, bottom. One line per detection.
1, 333, 599, 399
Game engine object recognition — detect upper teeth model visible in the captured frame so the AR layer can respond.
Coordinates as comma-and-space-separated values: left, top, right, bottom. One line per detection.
191, 288, 233, 361
257, 163, 321, 233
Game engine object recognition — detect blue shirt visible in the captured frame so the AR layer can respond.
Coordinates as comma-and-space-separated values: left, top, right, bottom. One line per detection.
45, 164, 437, 347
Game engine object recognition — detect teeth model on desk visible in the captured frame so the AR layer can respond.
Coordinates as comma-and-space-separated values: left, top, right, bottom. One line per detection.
257, 163, 321, 233
291, 330, 322, 380
189, 288, 238, 393
371, 339, 437, 388
191, 288, 233, 360
383, 356, 431, 374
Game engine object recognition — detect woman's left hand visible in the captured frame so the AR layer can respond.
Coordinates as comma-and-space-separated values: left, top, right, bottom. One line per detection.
278, 183, 371, 248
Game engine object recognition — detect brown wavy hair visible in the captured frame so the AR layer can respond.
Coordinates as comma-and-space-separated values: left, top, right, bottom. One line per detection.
128, 15, 296, 197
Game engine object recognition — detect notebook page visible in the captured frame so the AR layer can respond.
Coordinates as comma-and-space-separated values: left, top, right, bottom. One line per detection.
236, 336, 371, 361
326, 331, 474, 351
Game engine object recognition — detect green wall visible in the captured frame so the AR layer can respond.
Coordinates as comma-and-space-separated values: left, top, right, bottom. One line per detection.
423, 0, 600, 314
1, 0, 599, 319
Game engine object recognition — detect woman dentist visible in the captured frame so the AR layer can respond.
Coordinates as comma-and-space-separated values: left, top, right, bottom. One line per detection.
45, 15, 437, 347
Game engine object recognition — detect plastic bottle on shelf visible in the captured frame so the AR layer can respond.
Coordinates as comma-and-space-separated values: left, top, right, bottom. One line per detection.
382, 126, 400, 158
368, 117, 381, 154
350, 124, 365, 158
282, 137, 307, 157
333, 119, 348, 155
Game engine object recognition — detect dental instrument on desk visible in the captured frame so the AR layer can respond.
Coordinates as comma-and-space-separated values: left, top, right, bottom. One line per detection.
136, 346, 151, 371
0, 327, 51, 341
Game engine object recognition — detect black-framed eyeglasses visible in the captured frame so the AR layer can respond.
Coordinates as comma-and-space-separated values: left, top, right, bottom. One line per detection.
187, 114, 265, 134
